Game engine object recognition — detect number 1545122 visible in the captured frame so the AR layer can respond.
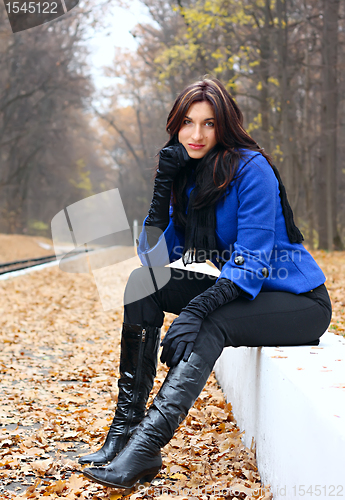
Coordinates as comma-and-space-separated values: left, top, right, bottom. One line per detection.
293, 485, 344, 497
5, 2, 59, 14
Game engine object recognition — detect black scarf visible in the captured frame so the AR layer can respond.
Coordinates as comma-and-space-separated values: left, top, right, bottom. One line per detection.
182, 160, 304, 266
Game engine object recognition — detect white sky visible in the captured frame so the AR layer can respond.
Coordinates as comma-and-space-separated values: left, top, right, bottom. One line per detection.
86, 1, 151, 92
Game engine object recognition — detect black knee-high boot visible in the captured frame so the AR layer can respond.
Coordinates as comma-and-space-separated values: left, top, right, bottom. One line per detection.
78, 323, 160, 465
82, 352, 212, 488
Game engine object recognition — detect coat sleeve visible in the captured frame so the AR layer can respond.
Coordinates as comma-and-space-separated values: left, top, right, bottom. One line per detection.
218, 154, 277, 299
137, 210, 185, 267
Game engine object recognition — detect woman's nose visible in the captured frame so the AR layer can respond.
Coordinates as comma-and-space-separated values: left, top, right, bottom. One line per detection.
191, 125, 203, 141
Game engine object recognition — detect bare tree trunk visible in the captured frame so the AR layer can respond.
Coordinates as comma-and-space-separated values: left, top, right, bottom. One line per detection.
318, 0, 341, 249
301, 44, 316, 246
276, 0, 295, 204
258, 0, 272, 151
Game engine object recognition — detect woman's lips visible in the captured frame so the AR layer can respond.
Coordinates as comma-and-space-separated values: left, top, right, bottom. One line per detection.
188, 144, 205, 150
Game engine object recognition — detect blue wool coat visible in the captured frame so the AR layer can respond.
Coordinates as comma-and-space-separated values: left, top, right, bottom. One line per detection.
138, 150, 326, 300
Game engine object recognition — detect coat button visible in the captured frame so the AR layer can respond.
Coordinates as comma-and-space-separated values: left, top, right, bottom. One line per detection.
234, 255, 245, 265
262, 267, 269, 278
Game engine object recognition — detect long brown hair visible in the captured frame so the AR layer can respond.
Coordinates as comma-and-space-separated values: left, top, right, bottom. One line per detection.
162, 77, 273, 227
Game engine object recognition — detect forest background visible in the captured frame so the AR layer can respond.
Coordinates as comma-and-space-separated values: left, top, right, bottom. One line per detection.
0, 0, 344, 251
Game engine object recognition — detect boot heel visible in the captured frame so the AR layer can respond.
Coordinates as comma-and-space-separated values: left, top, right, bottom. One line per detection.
139, 470, 159, 484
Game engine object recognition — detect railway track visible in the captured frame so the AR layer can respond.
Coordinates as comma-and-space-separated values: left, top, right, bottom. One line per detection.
0, 254, 58, 275
0, 246, 104, 276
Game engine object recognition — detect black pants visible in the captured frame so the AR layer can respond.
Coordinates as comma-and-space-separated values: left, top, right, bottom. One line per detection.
124, 267, 332, 370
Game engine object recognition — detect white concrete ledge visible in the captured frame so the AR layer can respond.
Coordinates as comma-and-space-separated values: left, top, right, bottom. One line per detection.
214, 331, 345, 498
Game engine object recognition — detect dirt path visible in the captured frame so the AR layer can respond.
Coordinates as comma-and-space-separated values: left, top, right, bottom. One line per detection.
0, 234, 55, 263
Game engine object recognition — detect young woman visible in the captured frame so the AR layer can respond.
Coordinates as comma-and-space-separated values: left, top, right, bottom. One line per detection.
79, 78, 332, 488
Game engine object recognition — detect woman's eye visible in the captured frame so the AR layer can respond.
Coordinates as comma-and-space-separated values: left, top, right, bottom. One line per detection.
206, 121, 214, 127
183, 119, 191, 125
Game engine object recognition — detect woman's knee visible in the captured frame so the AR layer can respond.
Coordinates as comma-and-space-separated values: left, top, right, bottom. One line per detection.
124, 267, 156, 305
124, 268, 144, 307
124, 267, 166, 326
125, 266, 172, 303
127, 265, 174, 298
126, 267, 148, 288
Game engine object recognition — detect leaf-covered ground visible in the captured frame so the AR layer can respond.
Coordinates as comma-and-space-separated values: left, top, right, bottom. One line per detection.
0, 234, 54, 263
0, 244, 343, 499
0, 256, 273, 499
308, 249, 345, 337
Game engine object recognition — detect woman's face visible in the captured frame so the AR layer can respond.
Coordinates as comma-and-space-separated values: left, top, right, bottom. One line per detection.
178, 100, 218, 159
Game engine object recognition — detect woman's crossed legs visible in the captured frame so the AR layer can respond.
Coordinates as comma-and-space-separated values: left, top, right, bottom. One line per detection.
124, 266, 331, 369
82, 266, 331, 488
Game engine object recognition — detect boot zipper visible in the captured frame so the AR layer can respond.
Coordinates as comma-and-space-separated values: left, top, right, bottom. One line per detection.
122, 328, 146, 444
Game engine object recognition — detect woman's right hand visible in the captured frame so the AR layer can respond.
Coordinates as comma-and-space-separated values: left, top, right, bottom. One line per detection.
158, 143, 191, 178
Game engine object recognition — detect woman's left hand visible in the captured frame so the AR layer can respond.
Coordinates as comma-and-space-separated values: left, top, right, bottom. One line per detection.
160, 311, 202, 367
160, 278, 242, 367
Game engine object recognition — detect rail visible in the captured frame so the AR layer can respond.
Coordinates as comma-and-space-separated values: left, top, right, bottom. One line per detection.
0, 247, 98, 276
0, 254, 58, 275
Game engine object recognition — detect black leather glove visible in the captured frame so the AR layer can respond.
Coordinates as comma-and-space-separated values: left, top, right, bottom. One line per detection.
161, 278, 242, 367
145, 142, 190, 247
